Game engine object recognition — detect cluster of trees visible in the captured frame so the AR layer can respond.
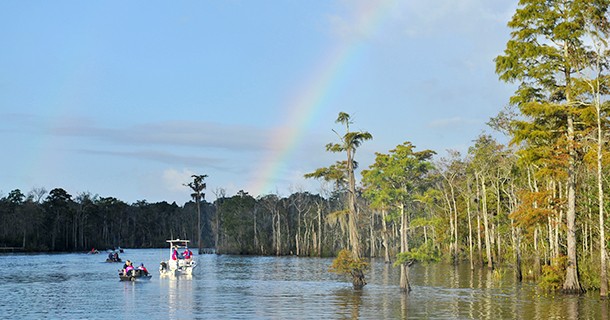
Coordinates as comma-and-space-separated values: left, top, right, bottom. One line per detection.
0, 187, 212, 251
2, 0, 609, 296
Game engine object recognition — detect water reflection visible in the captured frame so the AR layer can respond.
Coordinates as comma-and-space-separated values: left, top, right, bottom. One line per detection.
0, 250, 608, 319
162, 275, 194, 319
333, 288, 363, 319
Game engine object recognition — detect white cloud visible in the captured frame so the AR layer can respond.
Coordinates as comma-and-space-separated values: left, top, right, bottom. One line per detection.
330, 0, 517, 40
163, 168, 196, 193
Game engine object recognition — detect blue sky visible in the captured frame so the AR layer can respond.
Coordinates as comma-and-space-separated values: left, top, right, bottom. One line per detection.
0, 0, 517, 205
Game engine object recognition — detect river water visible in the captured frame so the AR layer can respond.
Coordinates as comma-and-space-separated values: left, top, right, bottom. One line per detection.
0, 249, 607, 319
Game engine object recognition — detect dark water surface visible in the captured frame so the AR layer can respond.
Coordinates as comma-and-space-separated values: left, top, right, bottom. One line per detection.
0, 249, 607, 319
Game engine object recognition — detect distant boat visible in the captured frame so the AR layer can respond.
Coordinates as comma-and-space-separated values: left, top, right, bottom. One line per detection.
159, 239, 197, 277
105, 252, 122, 263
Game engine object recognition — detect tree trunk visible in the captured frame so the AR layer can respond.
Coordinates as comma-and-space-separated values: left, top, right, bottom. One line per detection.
562, 114, 582, 293
196, 198, 202, 254
275, 210, 281, 255
453, 189, 459, 264
296, 208, 301, 256
381, 209, 390, 263
317, 202, 322, 257
476, 174, 483, 266
400, 263, 411, 293
466, 191, 474, 271
352, 269, 366, 289
347, 147, 361, 259
254, 208, 259, 252
477, 213, 482, 267
399, 203, 411, 293
480, 174, 493, 269
369, 210, 375, 258
595, 71, 608, 297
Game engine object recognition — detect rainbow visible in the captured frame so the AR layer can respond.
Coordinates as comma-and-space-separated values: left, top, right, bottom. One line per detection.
248, 0, 397, 196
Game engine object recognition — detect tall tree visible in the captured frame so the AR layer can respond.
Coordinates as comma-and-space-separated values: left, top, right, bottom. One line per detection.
494, 0, 610, 293
576, 4, 610, 297
186, 174, 208, 254
306, 112, 372, 289
326, 112, 373, 259
390, 143, 436, 293
364, 142, 436, 293
469, 135, 503, 269
43, 188, 74, 251
362, 152, 393, 264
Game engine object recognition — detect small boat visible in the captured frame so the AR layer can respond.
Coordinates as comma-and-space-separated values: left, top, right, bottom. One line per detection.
159, 239, 197, 277
106, 251, 121, 263
119, 269, 152, 282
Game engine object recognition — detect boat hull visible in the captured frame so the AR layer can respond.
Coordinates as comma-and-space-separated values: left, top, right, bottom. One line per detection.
119, 274, 152, 281
119, 270, 152, 281
159, 259, 197, 277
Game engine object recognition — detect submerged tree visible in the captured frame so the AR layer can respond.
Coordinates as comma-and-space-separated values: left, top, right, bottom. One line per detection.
306, 112, 372, 289
186, 174, 208, 254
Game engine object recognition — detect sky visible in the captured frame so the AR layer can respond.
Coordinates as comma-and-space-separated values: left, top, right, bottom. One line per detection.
0, 0, 518, 205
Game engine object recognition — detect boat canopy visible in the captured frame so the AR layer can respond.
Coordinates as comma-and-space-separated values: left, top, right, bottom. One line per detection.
166, 239, 190, 244
166, 239, 191, 248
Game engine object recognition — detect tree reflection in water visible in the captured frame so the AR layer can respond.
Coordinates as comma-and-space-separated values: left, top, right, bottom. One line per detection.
334, 287, 362, 319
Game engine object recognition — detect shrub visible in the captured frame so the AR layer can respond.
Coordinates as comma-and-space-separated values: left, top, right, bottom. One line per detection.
329, 249, 369, 288
538, 256, 567, 292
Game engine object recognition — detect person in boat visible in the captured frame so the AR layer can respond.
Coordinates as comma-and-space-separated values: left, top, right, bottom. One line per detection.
137, 263, 149, 276
123, 260, 134, 276
113, 252, 120, 262
90, 247, 98, 254
172, 246, 180, 260
183, 248, 193, 261
108, 252, 114, 260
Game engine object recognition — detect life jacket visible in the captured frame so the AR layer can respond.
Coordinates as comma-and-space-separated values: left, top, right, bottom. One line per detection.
125, 265, 134, 275
172, 249, 178, 260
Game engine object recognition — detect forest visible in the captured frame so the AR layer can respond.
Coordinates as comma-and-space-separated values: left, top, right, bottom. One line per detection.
2, 1, 610, 296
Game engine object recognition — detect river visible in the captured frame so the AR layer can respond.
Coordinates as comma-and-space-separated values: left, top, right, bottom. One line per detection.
0, 249, 607, 319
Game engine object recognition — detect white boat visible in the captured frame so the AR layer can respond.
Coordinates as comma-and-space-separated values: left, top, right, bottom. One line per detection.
159, 239, 197, 276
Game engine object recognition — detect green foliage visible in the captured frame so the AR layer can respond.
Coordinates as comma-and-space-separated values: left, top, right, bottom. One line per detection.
304, 161, 348, 190
329, 249, 369, 278
578, 255, 601, 291
185, 174, 208, 201
538, 256, 567, 292
394, 243, 441, 267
